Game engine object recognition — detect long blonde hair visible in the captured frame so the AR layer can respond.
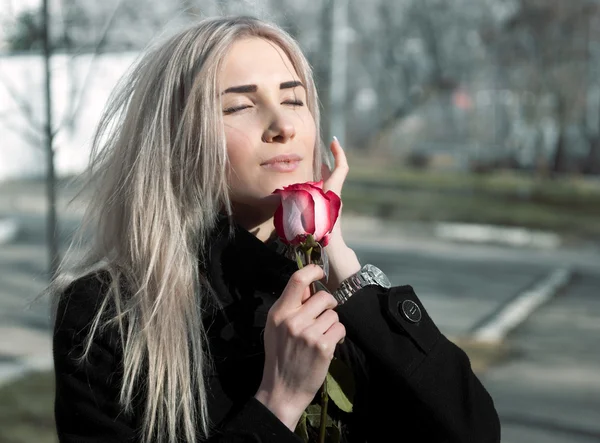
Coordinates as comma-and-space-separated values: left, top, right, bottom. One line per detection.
44, 15, 327, 443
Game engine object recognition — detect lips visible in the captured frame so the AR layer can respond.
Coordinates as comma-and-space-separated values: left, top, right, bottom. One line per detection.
261, 154, 303, 165
261, 159, 301, 172
260, 154, 302, 173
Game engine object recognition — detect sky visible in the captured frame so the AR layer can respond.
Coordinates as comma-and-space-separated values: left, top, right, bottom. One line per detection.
2, 0, 41, 18
0, 0, 41, 49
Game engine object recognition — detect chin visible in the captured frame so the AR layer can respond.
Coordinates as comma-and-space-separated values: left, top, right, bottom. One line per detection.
274, 172, 313, 189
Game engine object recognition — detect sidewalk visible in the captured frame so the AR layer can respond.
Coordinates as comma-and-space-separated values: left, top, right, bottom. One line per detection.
341, 212, 600, 273
484, 269, 600, 442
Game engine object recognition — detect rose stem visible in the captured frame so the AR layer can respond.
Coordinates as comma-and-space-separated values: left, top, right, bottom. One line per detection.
306, 249, 329, 443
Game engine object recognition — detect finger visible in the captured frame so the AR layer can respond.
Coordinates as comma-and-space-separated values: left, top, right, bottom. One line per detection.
320, 322, 347, 358
300, 280, 328, 303
321, 162, 332, 182
324, 321, 346, 346
298, 290, 337, 320
278, 264, 325, 309
304, 309, 339, 336
323, 137, 349, 196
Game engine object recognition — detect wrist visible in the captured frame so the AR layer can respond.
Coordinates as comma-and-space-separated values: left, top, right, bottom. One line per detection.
254, 387, 305, 431
322, 244, 361, 293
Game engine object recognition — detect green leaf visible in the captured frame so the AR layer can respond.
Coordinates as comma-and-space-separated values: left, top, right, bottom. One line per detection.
329, 421, 342, 443
294, 411, 309, 442
326, 359, 355, 413
304, 404, 333, 429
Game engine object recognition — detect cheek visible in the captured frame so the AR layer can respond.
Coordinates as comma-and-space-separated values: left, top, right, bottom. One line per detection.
302, 116, 317, 174
225, 126, 253, 171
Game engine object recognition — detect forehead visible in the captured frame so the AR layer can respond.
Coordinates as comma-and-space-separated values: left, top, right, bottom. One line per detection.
220, 37, 301, 87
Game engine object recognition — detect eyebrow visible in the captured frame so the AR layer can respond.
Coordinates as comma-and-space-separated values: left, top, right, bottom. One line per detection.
221, 80, 305, 95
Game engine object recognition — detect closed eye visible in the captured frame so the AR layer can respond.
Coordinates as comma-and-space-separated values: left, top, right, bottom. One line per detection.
223, 99, 305, 115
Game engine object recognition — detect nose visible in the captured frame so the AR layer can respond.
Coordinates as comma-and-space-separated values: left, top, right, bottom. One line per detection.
262, 109, 296, 143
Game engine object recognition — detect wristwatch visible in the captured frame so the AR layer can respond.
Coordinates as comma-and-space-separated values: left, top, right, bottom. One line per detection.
332, 264, 392, 305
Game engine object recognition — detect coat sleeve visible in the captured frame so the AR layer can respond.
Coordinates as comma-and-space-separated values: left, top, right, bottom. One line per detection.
336, 284, 501, 443
53, 274, 302, 443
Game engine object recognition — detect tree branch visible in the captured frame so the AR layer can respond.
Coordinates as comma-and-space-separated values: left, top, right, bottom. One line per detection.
0, 72, 44, 135
58, 0, 125, 133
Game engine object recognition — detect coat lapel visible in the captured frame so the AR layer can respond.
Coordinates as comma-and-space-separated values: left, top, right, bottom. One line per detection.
204, 214, 299, 328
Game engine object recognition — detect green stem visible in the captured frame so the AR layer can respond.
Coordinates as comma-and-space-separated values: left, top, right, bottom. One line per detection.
305, 250, 318, 301
318, 377, 329, 443
305, 249, 328, 443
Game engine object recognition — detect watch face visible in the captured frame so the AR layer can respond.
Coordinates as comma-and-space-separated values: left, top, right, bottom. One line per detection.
365, 264, 391, 288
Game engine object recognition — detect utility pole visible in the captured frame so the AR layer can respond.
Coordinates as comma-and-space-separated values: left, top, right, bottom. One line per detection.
328, 0, 349, 148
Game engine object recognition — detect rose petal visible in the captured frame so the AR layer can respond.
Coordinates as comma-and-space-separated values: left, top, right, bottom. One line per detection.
297, 185, 330, 242
312, 193, 330, 241
273, 200, 287, 243
272, 181, 340, 246
325, 190, 342, 231
279, 189, 315, 243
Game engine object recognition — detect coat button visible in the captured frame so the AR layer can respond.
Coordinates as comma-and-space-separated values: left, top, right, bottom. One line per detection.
401, 300, 422, 323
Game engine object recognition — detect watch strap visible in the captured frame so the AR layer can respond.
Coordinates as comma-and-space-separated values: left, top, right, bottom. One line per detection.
333, 265, 379, 305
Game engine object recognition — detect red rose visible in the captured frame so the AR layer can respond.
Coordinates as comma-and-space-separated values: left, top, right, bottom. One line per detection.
272, 180, 341, 247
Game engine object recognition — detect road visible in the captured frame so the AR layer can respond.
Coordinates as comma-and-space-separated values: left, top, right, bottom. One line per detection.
0, 182, 599, 442
349, 241, 600, 443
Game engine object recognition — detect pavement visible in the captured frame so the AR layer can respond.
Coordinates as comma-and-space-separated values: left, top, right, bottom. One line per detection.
485, 269, 600, 442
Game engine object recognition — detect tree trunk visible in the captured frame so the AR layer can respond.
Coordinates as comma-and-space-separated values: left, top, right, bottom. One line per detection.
43, 0, 60, 278
583, 135, 600, 174
316, 0, 333, 146
550, 126, 567, 177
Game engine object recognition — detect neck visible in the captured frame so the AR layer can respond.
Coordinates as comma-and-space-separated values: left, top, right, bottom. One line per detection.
231, 201, 277, 243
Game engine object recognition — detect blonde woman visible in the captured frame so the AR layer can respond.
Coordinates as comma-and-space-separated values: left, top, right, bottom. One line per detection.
49, 15, 500, 443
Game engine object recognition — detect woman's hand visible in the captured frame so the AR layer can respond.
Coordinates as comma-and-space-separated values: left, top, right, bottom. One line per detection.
255, 264, 346, 431
321, 137, 361, 292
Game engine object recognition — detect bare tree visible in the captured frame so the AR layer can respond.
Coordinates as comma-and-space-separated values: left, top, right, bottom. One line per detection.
42, 0, 59, 277
2, 0, 125, 277
345, 0, 486, 153
480, 0, 596, 176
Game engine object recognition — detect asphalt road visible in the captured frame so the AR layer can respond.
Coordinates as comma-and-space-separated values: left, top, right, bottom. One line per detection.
1, 198, 599, 442
349, 242, 600, 443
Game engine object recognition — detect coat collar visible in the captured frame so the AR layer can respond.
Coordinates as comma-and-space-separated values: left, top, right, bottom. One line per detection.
205, 213, 299, 308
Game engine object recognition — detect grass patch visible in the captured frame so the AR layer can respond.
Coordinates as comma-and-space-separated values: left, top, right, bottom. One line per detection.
0, 371, 57, 443
449, 337, 513, 375
343, 156, 600, 243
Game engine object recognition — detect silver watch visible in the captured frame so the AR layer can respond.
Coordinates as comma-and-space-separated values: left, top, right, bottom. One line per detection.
332, 264, 391, 305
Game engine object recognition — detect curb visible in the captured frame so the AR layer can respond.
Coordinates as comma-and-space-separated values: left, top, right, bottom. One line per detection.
0, 218, 19, 245
434, 222, 561, 249
469, 267, 572, 343
0, 361, 51, 389
0, 325, 53, 388
341, 214, 563, 250
449, 268, 572, 374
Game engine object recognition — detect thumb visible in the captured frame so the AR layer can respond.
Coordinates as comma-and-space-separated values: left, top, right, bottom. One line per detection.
279, 264, 324, 309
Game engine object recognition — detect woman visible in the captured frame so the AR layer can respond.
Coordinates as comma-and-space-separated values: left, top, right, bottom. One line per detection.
48, 15, 500, 443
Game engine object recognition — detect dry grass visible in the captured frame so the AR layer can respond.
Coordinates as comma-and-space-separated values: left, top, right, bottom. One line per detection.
0, 370, 57, 443
0, 338, 511, 443
450, 336, 513, 374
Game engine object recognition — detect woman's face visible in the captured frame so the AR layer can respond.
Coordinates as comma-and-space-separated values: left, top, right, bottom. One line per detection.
220, 37, 316, 212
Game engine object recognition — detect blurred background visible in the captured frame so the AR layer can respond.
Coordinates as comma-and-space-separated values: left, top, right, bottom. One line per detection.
0, 0, 599, 442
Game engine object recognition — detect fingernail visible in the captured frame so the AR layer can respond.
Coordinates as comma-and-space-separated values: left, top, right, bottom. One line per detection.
333, 136, 338, 143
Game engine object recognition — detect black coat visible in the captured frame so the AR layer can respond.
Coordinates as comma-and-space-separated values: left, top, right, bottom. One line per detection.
53, 216, 501, 442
